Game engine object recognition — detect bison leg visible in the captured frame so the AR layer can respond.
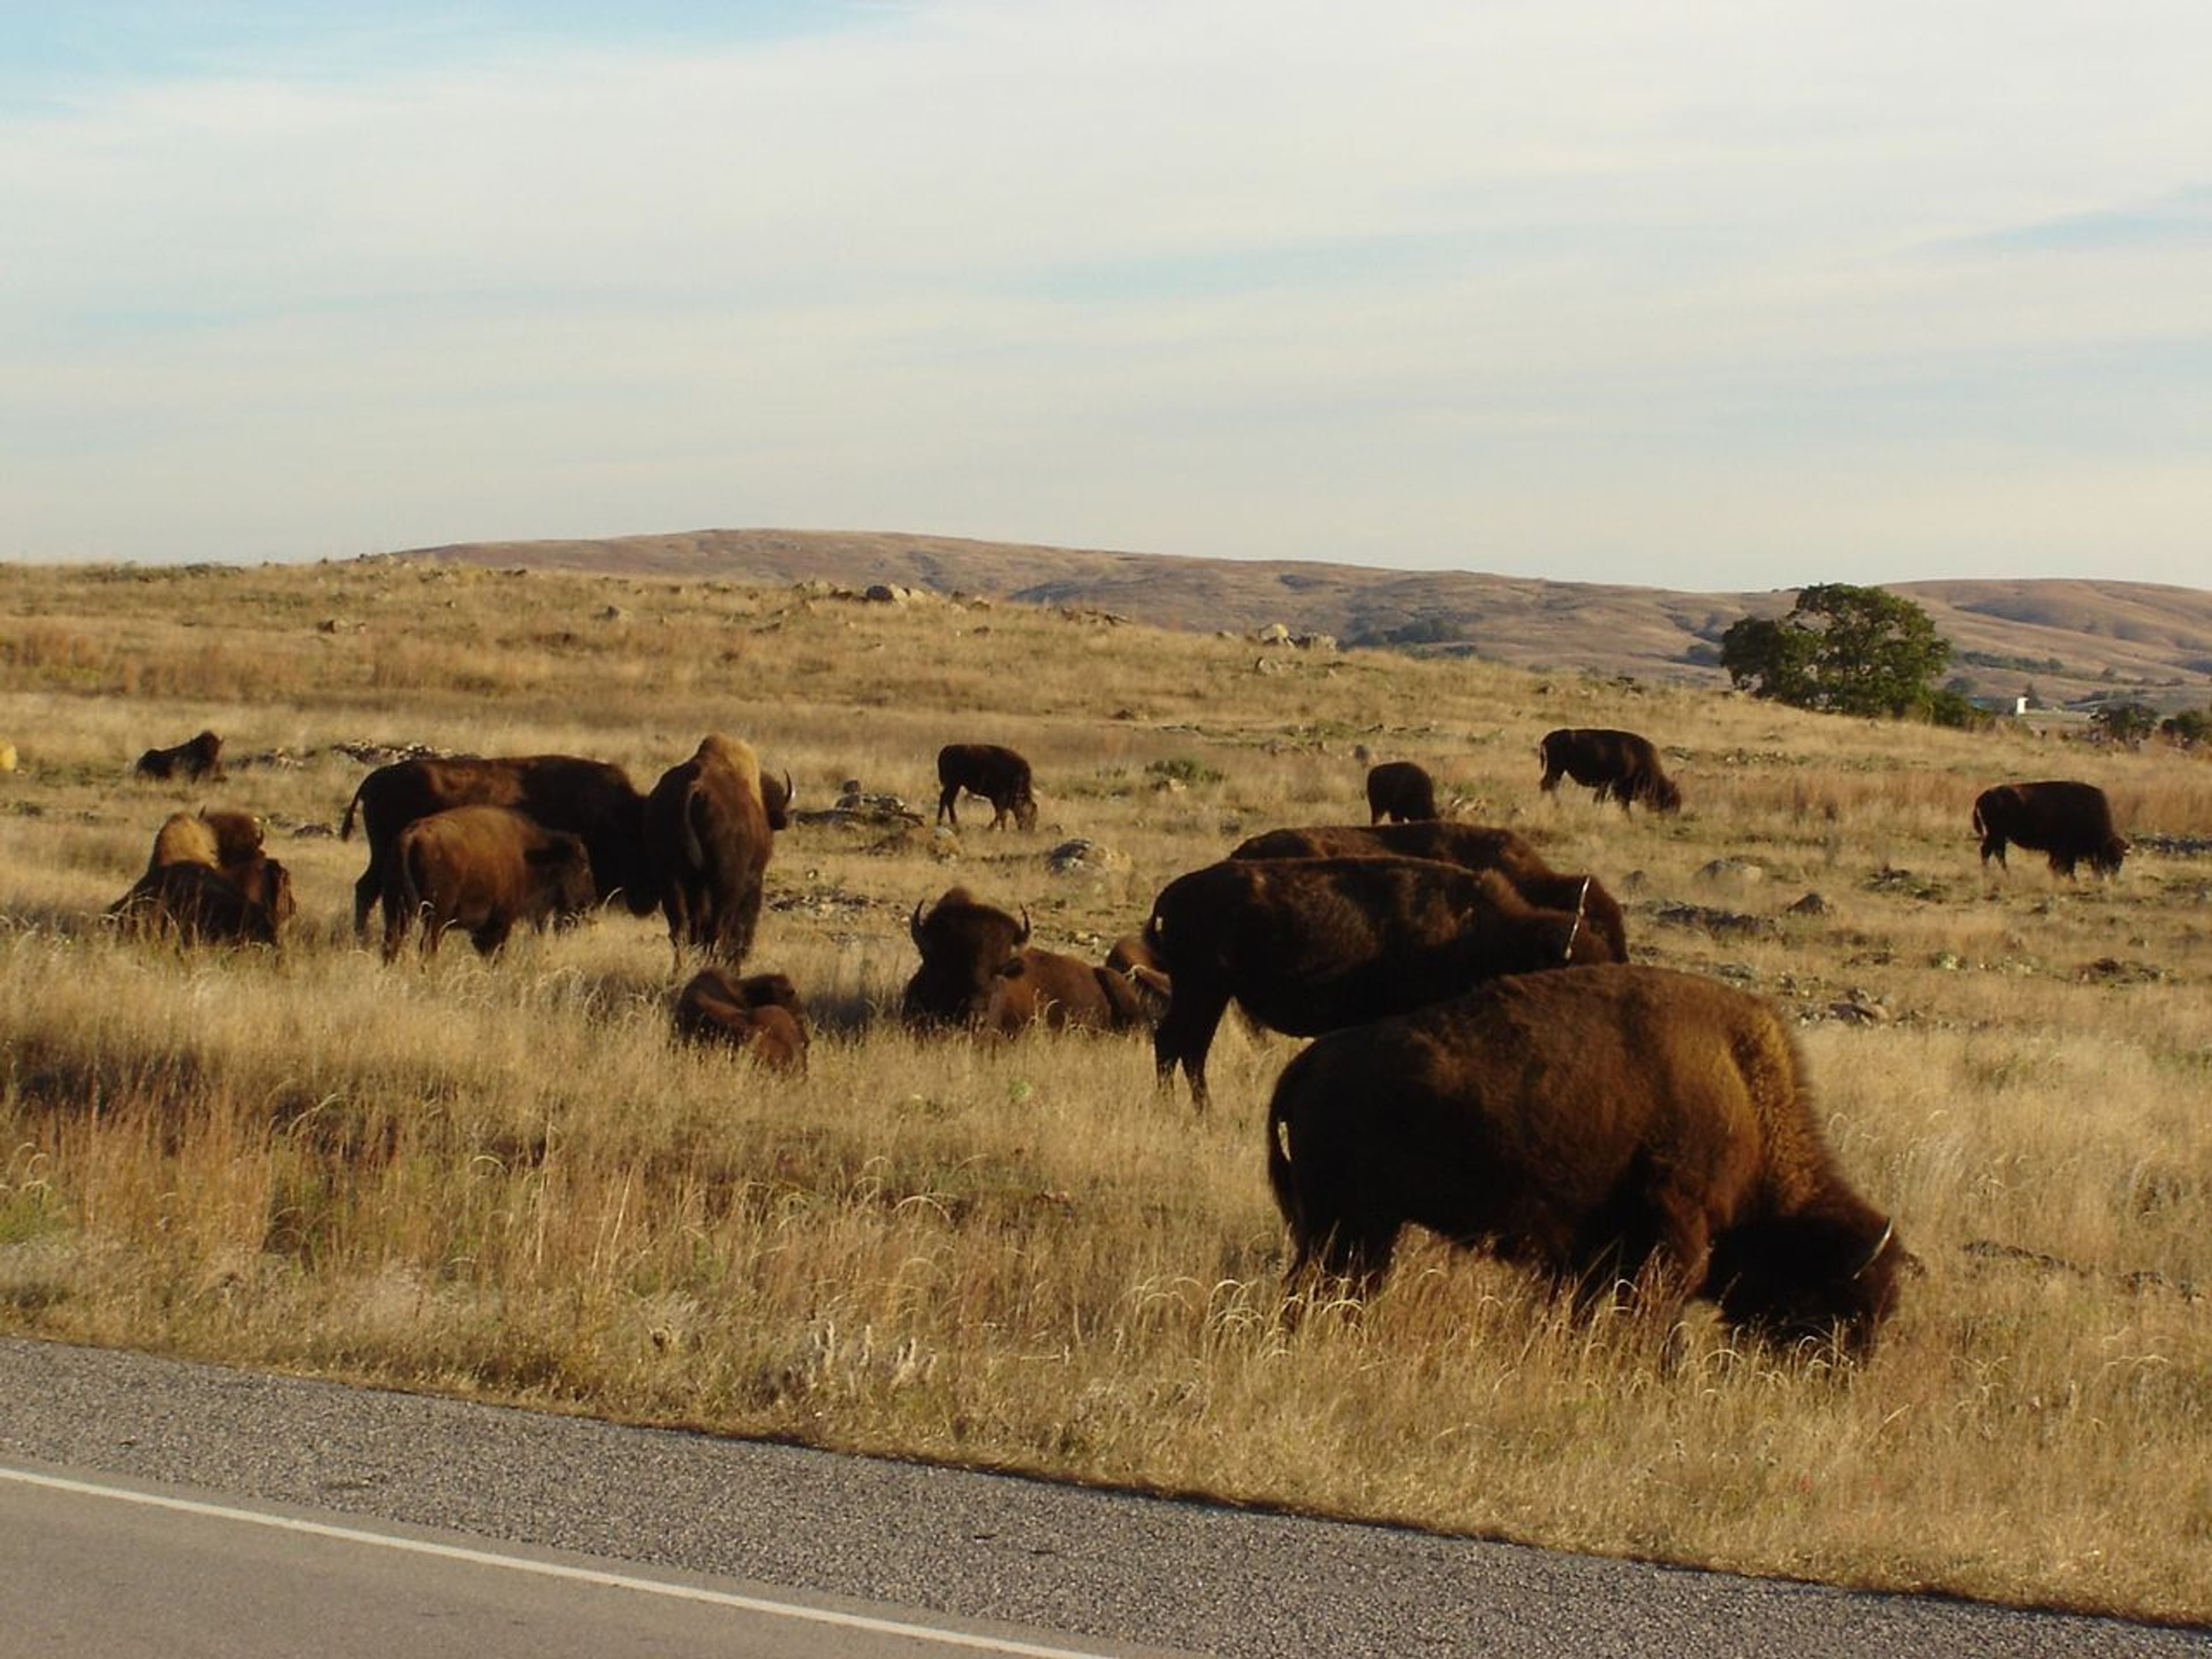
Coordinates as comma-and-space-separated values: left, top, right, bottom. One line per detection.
354, 858, 385, 937
1979, 832, 2008, 872
936, 784, 960, 828
1153, 984, 1232, 1109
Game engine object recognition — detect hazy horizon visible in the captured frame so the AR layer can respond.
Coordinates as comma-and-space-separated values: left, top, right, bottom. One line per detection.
8, 3, 2208, 592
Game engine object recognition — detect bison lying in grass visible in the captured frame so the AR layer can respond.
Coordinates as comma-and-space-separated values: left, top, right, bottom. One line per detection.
1267, 964, 1905, 1354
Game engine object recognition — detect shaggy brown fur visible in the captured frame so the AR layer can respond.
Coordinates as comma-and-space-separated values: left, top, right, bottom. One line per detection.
643, 734, 775, 965
1539, 728, 1681, 813
380, 805, 596, 960
1268, 964, 1904, 1353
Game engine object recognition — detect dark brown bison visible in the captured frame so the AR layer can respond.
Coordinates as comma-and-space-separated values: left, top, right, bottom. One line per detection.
673, 968, 810, 1071
1973, 781, 2127, 879
379, 805, 596, 960
109, 859, 289, 946
644, 734, 775, 964
342, 754, 654, 933
1267, 964, 1904, 1353
134, 730, 224, 782
935, 744, 1037, 832
1143, 856, 1615, 1107
1230, 821, 1630, 963
1365, 761, 1439, 824
1539, 728, 1680, 813
902, 888, 1154, 1035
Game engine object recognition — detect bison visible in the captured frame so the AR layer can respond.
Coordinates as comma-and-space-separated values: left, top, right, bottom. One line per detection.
110, 859, 290, 946
1365, 761, 1440, 824
112, 809, 289, 945
935, 744, 1037, 832
644, 734, 775, 965
902, 888, 1150, 1035
1230, 821, 1630, 963
1143, 855, 1615, 1107
1973, 781, 2127, 880
379, 804, 596, 960
674, 967, 810, 1071
134, 730, 224, 783
342, 754, 655, 933
1539, 728, 1680, 814
1267, 964, 1904, 1354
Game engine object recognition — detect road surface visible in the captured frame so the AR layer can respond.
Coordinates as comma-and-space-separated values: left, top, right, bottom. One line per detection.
2, 1336, 2202, 1657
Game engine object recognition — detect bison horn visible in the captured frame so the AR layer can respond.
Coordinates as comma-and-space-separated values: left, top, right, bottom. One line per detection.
910, 899, 928, 948
782, 770, 794, 809
1016, 905, 1032, 946
1850, 1219, 1896, 1281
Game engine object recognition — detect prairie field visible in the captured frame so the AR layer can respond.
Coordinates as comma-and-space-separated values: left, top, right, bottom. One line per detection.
2, 558, 2210, 1624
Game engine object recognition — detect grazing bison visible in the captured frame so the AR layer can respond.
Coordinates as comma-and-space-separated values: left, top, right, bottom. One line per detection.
1231, 821, 1630, 963
674, 968, 810, 1071
935, 744, 1037, 832
1973, 781, 2128, 880
1365, 761, 1440, 824
110, 859, 289, 946
379, 804, 596, 960
135, 730, 224, 783
342, 754, 654, 933
1143, 856, 1615, 1107
1539, 728, 1680, 814
1267, 964, 1904, 1353
903, 889, 1155, 1034
644, 734, 775, 964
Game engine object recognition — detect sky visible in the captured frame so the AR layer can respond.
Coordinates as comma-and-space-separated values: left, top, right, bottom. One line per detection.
4, 1, 2208, 590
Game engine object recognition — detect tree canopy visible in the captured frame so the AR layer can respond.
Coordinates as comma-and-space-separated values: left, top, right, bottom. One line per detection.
1719, 584, 1954, 719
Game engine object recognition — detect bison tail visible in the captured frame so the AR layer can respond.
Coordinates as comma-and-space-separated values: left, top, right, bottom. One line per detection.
340, 782, 367, 840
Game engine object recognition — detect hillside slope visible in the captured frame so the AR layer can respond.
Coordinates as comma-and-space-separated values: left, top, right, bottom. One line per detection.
399, 528, 2212, 710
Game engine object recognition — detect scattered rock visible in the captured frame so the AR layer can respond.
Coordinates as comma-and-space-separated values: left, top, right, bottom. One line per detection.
1291, 632, 1337, 652
0, 741, 15, 772
1255, 623, 1291, 645
1787, 891, 1830, 915
1697, 858, 1766, 886
598, 605, 628, 622
1253, 657, 1290, 676
1652, 903, 1778, 938
1828, 999, 1892, 1025
2079, 957, 2171, 986
1044, 839, 1130, 876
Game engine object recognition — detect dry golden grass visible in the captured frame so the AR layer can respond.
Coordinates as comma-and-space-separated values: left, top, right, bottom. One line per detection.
3, 557, 2210, 1624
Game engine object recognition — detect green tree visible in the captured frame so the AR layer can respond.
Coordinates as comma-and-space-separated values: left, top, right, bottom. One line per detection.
2159, 708, 2210, 749
2092, 701, 2160, 747
1719, 584, 1953, 718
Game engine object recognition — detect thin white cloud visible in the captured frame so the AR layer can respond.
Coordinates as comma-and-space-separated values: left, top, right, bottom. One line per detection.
3, 0, 2209, 585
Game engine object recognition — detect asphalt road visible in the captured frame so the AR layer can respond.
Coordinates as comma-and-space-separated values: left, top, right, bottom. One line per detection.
2, 1336, 2203, 1658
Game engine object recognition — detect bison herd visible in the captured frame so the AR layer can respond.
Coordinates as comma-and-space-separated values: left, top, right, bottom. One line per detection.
98, 720, 2146, 1358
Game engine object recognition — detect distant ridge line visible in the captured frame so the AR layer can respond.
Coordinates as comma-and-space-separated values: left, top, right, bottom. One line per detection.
396, 528, 2212, 711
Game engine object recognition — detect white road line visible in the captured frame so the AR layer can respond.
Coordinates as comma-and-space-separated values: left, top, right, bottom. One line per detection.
0, 1463, 1115, 1659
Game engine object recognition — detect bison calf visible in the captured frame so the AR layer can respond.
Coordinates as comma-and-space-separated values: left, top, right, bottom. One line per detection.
1268, 964, 1904, 1354
674, 968, 810, 1071
935, 744, 1037, 832
1365, 761, 1440, 824
381, 805, 596, 960
1539, 728, 1680, 814
1973, 780, 2127, 880
1144, 855, 1614, 1108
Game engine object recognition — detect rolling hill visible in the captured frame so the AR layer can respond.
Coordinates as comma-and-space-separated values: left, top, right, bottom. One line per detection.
397, 528, 2212, 713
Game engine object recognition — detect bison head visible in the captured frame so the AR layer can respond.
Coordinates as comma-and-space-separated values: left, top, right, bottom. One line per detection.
1705, 1211, 1904, 1355
902, 887, 1031, 1028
